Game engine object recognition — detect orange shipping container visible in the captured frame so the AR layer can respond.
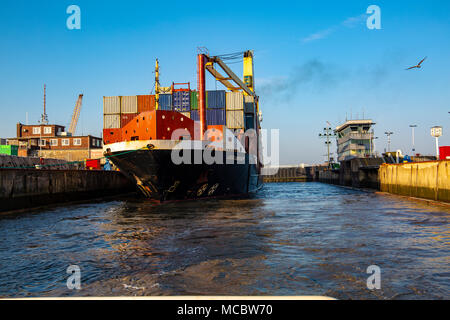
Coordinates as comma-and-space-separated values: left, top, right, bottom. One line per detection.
137, 95, 155, 113
103, 128, 122, 145
121, 113, 138, 128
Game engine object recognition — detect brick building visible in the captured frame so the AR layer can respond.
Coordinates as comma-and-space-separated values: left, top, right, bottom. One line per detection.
8, 123, 103, 162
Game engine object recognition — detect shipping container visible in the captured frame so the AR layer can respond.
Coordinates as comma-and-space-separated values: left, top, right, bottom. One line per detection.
244, 102, 254, 114
158, 94, 172, 110
103, 128, 122, 145
137, 95, 155, 113
0, 145, 18, 156
173, 91, 191, 112
121, 113, 138, 128
190, 91, 198, 110
207, 109, 226, 126
226, 92, 244, 110
103, 96, 121, 114
244, 95, 255, 114
245, 114, 255, 130
190, 110, 200, 121
121, 96, 138, 114
180, 112, 191, 119
244, 95, 254, 103
86, 159, 101, 170
439, 146, 450, 160
207, 90, 226, 109
103, 114, 121, 129
226, 110, 244, 129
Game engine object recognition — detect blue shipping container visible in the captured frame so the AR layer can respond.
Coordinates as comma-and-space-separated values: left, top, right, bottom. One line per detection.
191, 110, 200, 121
207, 90, 226, 109
207, 109, 226, 125
173, 91, 190, 112
158, 94, 172, 110
245, 114, 255, 130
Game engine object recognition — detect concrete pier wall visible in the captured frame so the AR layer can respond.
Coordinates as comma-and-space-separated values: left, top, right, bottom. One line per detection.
379, 161, 450, 203
0, 169, 135, 212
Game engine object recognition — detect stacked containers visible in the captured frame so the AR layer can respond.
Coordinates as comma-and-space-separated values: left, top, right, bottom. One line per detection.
137, 95, 155, 113
206, 90, 226, 126
244, 95, 255, 130
173, 91, 190, 112
120, 96, 138, 127
103, 96, 121, 129
190, 91, 199, 120
190, 91, 198, 110
226, 92, 244, 129
158, 94, 172, 110
190, 110, 200, 121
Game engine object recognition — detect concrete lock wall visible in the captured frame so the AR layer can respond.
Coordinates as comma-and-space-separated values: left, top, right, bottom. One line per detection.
0, 169, 135, 212
379, 160, 450, 203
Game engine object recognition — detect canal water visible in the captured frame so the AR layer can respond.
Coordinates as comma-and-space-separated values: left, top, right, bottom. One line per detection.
0, 183, 449, 299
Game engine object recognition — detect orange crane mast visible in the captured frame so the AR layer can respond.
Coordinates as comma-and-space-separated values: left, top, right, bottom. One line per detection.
68, 94, 83, 136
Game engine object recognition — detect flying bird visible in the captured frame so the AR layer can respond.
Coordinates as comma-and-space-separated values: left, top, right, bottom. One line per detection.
406, 57, 427, 70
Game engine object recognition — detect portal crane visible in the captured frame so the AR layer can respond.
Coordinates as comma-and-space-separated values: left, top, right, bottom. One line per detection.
197, 50, 260, 138
68, 94, 83, 136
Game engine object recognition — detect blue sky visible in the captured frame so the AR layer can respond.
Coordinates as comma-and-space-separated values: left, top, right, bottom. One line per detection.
0, 0, 449, 164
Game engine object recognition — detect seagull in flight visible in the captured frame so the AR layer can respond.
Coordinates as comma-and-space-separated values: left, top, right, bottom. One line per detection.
406, 57, 427, 70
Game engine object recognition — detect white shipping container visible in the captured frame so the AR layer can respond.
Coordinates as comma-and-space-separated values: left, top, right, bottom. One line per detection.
244, 95, 254, 103
103, 114, 121, 129
226, 92, 244, 110
226, 110, 244, 129
121, 96, 138, 114
103, 96, 121, 114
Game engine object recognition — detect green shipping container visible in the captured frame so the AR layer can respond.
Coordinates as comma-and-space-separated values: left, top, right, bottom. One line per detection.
190, 91, 198, 110
0, 145, 18, 156
190, 91, 210, 109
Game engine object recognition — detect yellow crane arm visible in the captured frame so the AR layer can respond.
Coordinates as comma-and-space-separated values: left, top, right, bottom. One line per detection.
208, 56, 256, 98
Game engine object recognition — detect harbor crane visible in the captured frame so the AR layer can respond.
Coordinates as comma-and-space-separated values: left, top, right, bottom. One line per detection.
68, 94, 83, 136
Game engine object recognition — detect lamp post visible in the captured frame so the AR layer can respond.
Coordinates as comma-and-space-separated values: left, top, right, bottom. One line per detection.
409, 125, 417, 154
431, 126, 442, 159
384, 131, 394, 153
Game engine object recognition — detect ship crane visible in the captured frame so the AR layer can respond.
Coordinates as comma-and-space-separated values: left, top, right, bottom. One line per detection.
197, 50, 260, 138
68, 94, 83, 136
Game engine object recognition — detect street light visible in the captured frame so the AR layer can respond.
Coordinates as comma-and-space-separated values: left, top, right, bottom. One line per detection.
384, 131, 394, 153
409, 125, 417, 153
431, 126, 443, 159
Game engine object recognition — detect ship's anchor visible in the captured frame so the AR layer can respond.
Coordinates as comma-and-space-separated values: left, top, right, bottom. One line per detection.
208, 183, 219, 196
168, 181, 180, 193
197, 184, 209, 197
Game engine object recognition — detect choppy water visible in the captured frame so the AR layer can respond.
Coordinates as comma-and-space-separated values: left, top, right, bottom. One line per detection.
0, 183, 449, 299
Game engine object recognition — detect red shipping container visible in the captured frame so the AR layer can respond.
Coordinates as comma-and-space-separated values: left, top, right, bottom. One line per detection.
137, 95, 155, 113
156, 110, 194, 140
86, 159, 101, 170
121, 113, 138, 128
439, 146, 450, 160
103, 128, 122, 145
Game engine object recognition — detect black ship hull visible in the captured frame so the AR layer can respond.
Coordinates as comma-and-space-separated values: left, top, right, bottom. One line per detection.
108, 148, 263, 202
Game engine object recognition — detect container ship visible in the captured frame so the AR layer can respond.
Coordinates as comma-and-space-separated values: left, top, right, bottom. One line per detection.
103, 50, 264, 201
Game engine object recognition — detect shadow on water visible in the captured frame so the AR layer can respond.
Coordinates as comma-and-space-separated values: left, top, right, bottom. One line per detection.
0, 182, 449, 299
